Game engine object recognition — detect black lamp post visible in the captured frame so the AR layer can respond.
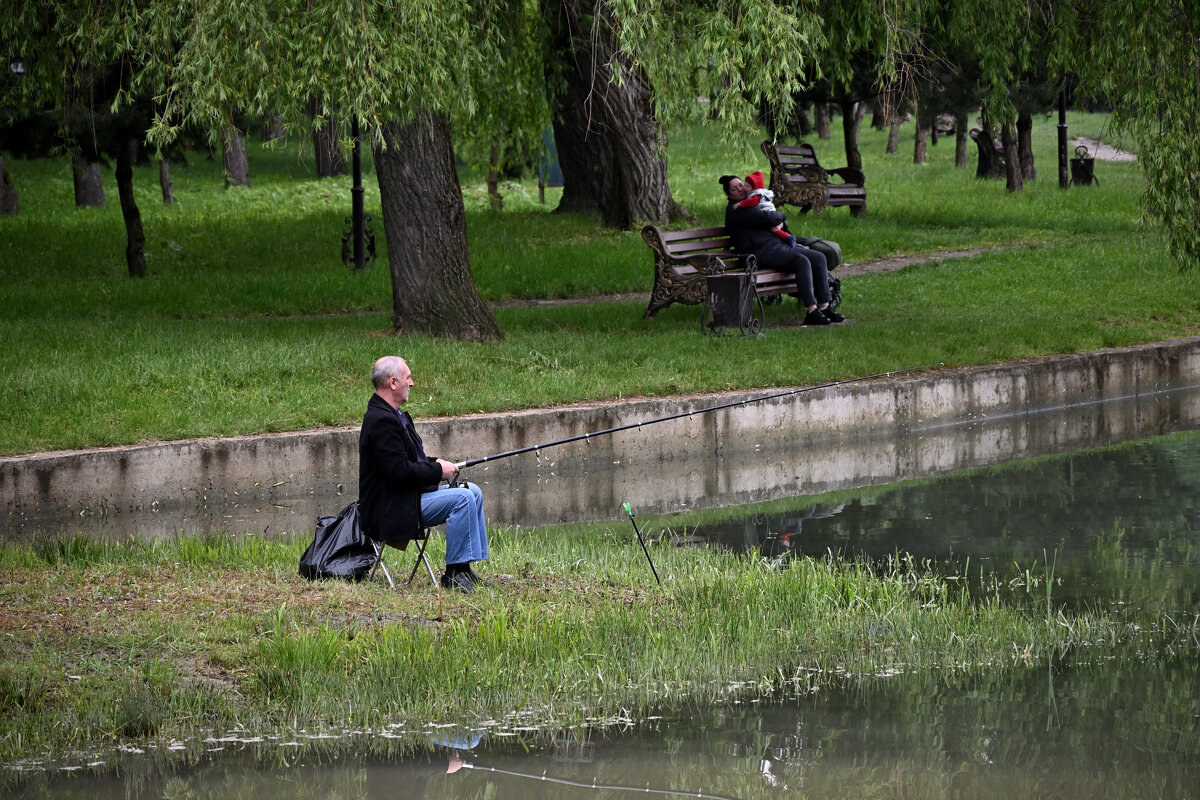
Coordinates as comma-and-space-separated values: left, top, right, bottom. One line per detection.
1057, 89, 1069, 189
341, 116, 375, 270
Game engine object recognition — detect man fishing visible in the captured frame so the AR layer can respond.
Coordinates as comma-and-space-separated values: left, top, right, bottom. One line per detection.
358, 355, 490, 593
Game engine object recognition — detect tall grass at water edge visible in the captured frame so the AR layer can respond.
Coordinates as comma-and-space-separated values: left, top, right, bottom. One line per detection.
1, 112, 1198, 456
2, 522, 1174, 766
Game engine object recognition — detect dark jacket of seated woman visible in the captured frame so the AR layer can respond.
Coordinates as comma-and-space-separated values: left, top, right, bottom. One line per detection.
724, 202, 795, 270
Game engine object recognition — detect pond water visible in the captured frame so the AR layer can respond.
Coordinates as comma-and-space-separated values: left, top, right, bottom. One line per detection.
4, 395, 1199, 799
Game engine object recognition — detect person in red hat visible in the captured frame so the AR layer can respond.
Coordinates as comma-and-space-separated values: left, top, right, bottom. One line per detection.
733, 171, 795, 246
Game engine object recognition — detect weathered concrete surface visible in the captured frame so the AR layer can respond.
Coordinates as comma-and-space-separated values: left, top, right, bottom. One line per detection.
3, 337, 1199, 539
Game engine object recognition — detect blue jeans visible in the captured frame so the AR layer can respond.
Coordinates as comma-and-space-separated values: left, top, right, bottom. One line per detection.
419, 482, 489, 566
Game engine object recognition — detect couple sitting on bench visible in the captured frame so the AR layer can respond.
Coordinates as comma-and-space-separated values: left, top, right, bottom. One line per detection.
719, 172, 844, 326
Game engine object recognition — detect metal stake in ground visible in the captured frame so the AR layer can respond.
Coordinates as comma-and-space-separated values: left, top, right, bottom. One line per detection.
623, 503, 661, 586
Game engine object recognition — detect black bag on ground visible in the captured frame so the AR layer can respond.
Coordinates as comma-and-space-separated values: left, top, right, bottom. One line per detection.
298, 501, 376, 581
798, 236, 842, 270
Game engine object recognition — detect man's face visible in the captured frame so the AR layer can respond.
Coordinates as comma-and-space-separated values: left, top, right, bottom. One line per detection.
392, 362, 413, 405
727, 178, 749, 202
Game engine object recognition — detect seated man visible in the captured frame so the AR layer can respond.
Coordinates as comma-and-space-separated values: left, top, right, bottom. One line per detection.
358, 355, 489, 592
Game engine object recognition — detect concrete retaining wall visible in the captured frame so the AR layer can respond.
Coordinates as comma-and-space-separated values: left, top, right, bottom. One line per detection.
3, 336, 1199, 538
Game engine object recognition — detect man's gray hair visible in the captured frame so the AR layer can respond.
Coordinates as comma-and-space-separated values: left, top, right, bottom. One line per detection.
371, 355, 406, 389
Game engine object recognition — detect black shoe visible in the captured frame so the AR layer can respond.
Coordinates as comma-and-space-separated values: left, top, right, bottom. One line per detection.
465, 565, 492, 587
803, 308, 832, 326
821, 306, 845, 323
440, 571, 476, 593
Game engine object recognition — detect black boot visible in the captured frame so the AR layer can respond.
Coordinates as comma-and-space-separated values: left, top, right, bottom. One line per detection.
464, 563, 492, 587
440, 563, 476, 593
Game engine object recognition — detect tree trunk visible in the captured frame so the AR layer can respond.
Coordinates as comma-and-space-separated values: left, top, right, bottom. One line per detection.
487, 135, 503, 211
796, 104, 813, 137
886, 119, 902, 154
159, 157, 174, 205
1001, 121, 1023, 192
314, 117, 345, 178
1017, 111, 1036, 181
913, 101, 930, 165
840, 96, 864, 173
954, 110, 970, 168
261, 113, 285, 144
546, 0, 690, 228
72, 154, 106, 207
223, 126, 251, 187
0, 156, 18, 215
973, 124, 1007, 179
373, 111, 502, 341
870, 99, 886, 131
115, 141, 146, 278
815, 103, 831, 139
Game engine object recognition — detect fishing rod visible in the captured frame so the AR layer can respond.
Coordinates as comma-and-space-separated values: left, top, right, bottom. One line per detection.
453, 363, 941, 470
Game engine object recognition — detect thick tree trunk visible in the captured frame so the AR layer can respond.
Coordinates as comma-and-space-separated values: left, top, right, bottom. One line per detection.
115, 142, 146, 278
886, 119, 902, 154
73, 155, 106, 207
973, 124, 1007, 179
815, 103, 831, 139
1001, 122, 1023, 192
913, 104, 930, 165
547, 0, 690, 229
223, 127, 250, 187
840, 96, 864, 173
159, 158, 174, 205
870, 99, 886, 131
314, 118, 345, 178
0, 156, 18, 215
261, 113, 285, 144
373, 112, 502, 341
487, 135, 503, 211
1017, 111, 1036, 181
954, 110, 970, 168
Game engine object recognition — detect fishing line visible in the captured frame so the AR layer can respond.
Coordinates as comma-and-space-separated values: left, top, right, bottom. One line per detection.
454, 363, 941, 470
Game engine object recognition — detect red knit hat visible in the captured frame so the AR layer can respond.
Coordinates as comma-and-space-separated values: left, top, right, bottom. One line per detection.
745, 171, 766, 191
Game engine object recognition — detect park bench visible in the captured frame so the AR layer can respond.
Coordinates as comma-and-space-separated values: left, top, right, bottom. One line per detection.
760, 141, 867, 217
641, 224, 840, 329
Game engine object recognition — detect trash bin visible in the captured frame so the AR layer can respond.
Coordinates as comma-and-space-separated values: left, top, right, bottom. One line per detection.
704, 270, 760, 335
1070, 145, 1098, 187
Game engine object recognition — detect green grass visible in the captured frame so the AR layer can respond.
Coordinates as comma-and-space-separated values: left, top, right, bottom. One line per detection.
1, 112, 1197, 455
4, 524, 1175, 766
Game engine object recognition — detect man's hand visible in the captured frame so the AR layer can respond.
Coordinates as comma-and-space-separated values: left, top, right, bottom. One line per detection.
436, 458, 460, 480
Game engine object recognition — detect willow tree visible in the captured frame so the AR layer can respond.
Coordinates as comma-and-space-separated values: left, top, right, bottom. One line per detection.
2, 2, 153, 277
542, 0, 823, 228
140, 0, 504, 340
1057, 0, 1200, 271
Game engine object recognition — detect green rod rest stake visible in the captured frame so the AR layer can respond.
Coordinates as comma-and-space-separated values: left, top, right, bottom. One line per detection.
623, 503, 661, 586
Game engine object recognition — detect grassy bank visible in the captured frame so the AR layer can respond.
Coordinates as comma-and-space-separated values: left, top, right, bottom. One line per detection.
0, 524, 1157, 768
2, 113, 1199, 455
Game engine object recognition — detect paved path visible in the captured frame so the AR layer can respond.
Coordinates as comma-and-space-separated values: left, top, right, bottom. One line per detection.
490, 245, 1019, 309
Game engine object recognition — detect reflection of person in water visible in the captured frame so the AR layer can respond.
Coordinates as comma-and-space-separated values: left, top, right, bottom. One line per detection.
368, 730, 482, 798
762, 504, 845, 562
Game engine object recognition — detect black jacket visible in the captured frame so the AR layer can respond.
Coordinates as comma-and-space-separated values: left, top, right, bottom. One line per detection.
358, 393, 443, 542
724, 202, 796, 270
